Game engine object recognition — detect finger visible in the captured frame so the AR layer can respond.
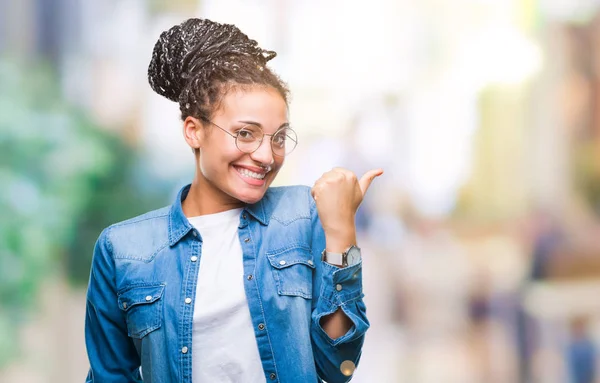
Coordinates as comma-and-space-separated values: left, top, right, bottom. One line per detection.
319, 171, 345, 184
358, 168, 384, 195
311, 183, 322, 199
311, 183, 326, 199
332, 167, 355, 178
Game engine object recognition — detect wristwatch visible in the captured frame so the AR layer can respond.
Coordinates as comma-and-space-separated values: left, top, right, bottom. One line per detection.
321, 245, 361, 267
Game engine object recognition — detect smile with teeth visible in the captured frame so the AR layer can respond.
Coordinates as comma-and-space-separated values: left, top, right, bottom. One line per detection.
235, 166, 267, 180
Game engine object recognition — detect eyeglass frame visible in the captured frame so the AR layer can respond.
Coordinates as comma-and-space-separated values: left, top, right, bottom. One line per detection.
200, 117, 298, 157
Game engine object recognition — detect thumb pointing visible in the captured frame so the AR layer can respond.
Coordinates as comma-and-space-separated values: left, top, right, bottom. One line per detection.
358, 168, 384, 195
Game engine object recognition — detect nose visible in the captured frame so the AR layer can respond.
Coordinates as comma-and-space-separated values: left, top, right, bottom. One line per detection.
250, 137, 275, 166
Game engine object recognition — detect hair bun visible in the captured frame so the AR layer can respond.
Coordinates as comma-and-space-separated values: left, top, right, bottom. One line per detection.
148, 18, 276, 103
147, 22, 189, 102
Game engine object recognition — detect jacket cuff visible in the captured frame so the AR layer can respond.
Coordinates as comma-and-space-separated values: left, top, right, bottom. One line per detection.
319, 260, 363, 306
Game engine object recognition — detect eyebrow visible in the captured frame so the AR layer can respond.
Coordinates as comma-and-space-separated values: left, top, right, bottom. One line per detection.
238, 120, 290, 129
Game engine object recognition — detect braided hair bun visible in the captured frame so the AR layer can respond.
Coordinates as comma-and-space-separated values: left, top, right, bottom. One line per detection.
148, 18, 288, 120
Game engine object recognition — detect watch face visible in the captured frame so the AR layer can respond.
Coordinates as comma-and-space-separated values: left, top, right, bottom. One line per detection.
346, 246, 361, 265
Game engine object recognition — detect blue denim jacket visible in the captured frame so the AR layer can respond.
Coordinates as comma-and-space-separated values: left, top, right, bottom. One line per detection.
85, 184, 368, 383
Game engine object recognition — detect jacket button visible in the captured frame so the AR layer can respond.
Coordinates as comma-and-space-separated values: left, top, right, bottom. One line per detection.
269, 373, 276, 380
247, 274, 253, 280
244, 238, 250, 243
145, 295, 152, 301
258, 323, 265, 330
242, 214, 247, 219
181, 346, 188, 354
279, 260, 286, 266
336, 284, 343, 291
340, 360, 356, 376
192, 231, 197, 237
122, 302, 127, 309
190, 256, 198, 262
185, 297, 192, 304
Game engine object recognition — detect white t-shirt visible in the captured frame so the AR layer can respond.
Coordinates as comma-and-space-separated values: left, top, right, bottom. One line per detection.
188, 208, 264, 382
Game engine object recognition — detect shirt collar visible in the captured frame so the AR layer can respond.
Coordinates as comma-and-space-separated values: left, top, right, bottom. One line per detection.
245, 197, 268, 226
168, 184, 194, 246
168, 184, 270, 246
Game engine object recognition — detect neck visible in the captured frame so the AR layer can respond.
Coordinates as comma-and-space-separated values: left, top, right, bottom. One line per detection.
182, 176, 244, 217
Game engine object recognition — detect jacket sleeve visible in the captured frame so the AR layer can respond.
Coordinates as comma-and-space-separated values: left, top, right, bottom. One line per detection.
309, 195, 370, 383
85, 228, 143, 383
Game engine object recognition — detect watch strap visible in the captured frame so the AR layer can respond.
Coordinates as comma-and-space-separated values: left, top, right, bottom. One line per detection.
321, 249, 344, 266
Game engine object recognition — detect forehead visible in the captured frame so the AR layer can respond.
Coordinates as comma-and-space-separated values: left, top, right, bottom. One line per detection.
213, 86, 288, 123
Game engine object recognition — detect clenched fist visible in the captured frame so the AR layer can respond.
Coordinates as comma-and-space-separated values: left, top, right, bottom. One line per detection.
311, 167, 383, 252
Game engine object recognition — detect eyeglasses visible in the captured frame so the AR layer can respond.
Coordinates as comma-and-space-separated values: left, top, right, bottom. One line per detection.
201, 118, 298, 157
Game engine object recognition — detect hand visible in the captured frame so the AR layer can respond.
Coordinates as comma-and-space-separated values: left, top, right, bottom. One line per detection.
311, 168, 383, 250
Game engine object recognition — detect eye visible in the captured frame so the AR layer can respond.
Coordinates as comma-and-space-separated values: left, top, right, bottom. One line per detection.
237, 127, 257, 142
272, 130, 288, 148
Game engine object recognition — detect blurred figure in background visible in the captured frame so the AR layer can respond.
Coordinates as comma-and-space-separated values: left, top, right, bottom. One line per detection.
567, 317, 597, 383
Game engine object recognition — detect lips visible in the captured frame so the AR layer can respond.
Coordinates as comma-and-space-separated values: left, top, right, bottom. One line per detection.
232, 164, 272, 184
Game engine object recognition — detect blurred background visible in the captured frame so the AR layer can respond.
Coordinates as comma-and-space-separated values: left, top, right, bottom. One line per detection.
2, 0, 600, 382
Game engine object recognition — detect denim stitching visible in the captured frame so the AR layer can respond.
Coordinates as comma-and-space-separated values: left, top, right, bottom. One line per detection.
109, 209, 169, 228
249, 228, 280, 380
270, 215, 310, 226
265, 244, 311, 256
112, 241, 169, 262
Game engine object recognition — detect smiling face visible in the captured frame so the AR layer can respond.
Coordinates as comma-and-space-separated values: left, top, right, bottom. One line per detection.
185, 86, 289, 210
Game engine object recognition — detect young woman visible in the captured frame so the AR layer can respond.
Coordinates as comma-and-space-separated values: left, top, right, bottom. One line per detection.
84, 18, 382, 383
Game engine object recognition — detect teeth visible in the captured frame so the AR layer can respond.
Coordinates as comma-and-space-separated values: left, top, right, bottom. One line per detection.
238, 167, 266, 180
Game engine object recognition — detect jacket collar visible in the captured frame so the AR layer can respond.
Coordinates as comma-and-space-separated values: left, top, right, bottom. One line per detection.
168, 184, 270, 246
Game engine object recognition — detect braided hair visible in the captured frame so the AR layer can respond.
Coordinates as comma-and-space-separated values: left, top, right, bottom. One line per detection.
148, 18, 289, 121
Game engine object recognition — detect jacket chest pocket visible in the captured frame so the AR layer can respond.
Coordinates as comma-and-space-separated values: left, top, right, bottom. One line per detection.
267, 246, 315, 299
118, 283, 165, 339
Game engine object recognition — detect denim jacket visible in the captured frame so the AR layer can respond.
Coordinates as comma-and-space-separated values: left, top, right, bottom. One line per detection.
85, 184, 369, 383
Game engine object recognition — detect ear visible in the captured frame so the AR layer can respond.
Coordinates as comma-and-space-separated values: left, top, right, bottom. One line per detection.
183, 117, 204, 150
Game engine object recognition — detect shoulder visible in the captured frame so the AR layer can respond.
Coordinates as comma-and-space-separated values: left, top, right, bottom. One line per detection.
262, 185, 315, 224
101, 206, 171, 259
264, 185, 313, 207
108, 205, 171, 230
266, 184, 311, 199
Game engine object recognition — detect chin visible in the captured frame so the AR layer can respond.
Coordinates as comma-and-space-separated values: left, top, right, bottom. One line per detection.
234, 190, 267, 205
229, 172, 278, 205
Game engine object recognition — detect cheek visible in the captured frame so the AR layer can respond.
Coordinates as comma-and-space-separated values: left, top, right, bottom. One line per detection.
197, 148, 240, 179
197, 151, 220, 179
274, 160, 285, 175
272, 156, 285, 170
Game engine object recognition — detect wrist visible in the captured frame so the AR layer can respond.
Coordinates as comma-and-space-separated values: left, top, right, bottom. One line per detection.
323, 221, 356, 252
325, 230, 356, 254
